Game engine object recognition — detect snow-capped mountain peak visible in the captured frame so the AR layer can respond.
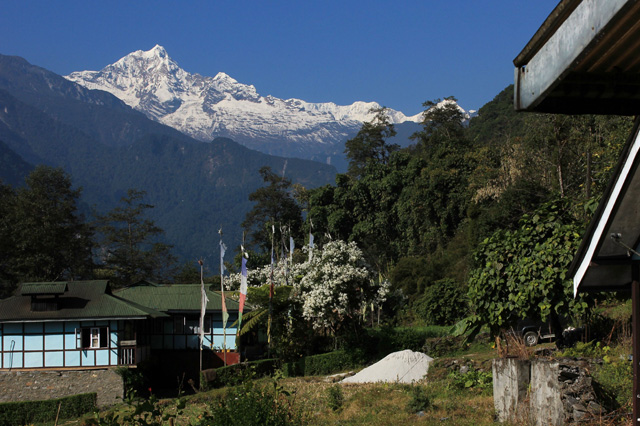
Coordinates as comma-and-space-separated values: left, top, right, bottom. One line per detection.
65, 46, 471, 161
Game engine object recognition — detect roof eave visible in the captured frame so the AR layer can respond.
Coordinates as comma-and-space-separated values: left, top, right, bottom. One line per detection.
0, 316, 149, 324
514, 0, 640, 114
570, 116, 640, 294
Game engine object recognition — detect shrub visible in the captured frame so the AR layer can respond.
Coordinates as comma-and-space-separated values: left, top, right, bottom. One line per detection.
422, 335, 467, 357
414, 278, 466, 325
364, 326, 450, 358
447, 368, 492, 393
326, 385, 344, 411
208, 358, 279, 388
89, 391, 185, 426
115, 366, 145, 396
282, 349, 367, 377
592, 360, 632, 409
0, 392, 96, 426
405, 385, 431, 413
195, 381, 305, 426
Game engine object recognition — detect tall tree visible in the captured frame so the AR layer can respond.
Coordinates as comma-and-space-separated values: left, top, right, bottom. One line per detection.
0, 166, 94, 288
412, 96, 467, 150
96, 189, 176, 286
344, 107, 399, 178
397, 97, 474, 251
242, 166, 303, 257
0, 181, 18, 297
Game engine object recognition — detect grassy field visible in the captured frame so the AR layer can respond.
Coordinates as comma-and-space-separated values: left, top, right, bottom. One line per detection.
58, 372, 498, 426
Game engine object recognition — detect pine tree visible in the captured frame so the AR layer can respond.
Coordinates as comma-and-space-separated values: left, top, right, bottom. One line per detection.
96, 189, 176, 286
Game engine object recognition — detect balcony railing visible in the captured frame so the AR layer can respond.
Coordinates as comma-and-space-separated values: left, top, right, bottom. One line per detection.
118, 346, 136, 365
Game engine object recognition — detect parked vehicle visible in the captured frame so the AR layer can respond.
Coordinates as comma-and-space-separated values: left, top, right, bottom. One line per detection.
515, 319, 556, 346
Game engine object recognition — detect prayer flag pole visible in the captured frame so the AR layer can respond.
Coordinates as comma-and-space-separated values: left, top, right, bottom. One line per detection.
238, 241, 248, 335
268, 223, 275, 357
198, 259, 207, 374
219, 228, 228, 366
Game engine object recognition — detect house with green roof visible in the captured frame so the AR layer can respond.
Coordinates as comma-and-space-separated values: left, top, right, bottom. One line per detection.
114, 281, 239, 353
0, 280, 239, 371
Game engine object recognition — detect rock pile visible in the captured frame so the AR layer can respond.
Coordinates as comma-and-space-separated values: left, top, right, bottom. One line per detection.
557, 361, 603, 422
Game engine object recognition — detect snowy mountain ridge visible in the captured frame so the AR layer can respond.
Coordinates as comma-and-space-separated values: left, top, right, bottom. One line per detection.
65, 45, 471, 159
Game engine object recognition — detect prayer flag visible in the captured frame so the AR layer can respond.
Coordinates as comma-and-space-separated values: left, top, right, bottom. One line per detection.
289, 237, 294, 263
239, 255, 248, 321
199, 262, 208, 349
220, 240, 229, 328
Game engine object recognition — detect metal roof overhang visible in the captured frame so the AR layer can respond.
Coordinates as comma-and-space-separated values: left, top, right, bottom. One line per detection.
514, 0, 640, 115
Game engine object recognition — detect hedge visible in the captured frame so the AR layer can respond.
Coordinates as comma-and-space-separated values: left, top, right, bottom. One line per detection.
360, 326, 452, 359
207, 358, 279, 388
0, 392, 96, 426
282, 349, 368, 377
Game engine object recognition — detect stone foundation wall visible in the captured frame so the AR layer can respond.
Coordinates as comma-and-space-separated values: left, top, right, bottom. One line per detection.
0, 368, 123, 407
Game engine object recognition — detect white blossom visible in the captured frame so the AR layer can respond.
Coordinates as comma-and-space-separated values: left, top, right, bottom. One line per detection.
225, 240, 390, 332
294, 240, 384, 330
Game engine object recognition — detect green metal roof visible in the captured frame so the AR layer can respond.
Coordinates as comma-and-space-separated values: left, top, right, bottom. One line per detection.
21, 282, 68, 295
114, 283, 240, 313
0, 281, 167, 323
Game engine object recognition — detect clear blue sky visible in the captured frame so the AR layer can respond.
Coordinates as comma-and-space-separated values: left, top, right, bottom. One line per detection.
1, 1, 559, 115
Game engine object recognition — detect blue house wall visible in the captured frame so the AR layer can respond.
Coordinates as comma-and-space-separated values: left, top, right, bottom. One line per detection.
1, 314, 238, 370
147, 313, 238, 351
0, 320, 120, 369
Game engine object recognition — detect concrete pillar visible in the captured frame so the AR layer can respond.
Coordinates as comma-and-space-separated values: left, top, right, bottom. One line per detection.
493, 358, 531, 423
530, 361, 565, 426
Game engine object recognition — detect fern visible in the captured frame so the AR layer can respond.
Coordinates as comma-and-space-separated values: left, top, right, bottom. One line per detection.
239, 308, 268, 336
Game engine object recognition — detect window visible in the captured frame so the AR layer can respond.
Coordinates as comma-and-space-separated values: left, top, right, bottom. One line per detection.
91, 328, 100, 348
186, 319, 199, 334
31, 296, 59, 311
174, 316, 184, 334
79, 327, 109, 348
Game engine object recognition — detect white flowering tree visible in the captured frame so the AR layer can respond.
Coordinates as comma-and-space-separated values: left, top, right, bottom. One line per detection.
225, 240, 389, 354
225, 259, 301, 291
294, 240, 382, 337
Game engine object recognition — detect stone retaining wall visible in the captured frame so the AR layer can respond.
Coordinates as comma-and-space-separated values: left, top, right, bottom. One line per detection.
0, 368, 123, 407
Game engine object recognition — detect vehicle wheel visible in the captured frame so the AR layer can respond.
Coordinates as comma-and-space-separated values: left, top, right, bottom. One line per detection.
523, 331, 538, 346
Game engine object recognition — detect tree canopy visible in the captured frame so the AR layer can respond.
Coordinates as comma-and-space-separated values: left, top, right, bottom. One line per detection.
95, 189, 176, 286
242, 166, 303, 258
0, 166, 93, 293
344, 106, 399, 178
467, 199, 589, 340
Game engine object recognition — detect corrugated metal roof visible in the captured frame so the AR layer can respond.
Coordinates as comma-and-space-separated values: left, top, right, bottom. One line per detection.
114, 284, 240, 312
21, 282, 68, 295
0, 281, 167, 322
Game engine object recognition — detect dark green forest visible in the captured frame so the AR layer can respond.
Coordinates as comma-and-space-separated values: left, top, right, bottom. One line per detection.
0, 84, 633, 334
302, 86, 632, 330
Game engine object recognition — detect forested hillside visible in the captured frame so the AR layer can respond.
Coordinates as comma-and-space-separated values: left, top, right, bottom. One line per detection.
302, 87, 632, 327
